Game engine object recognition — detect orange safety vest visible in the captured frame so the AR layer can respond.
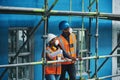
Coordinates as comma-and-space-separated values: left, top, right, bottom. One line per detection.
59, 33, 76, 65
45, 47, 62, 75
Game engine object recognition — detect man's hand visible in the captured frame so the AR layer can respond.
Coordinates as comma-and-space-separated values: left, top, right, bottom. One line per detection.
71, 57, 76, 61
63, 58, 70, 61
78, 56, 82, 61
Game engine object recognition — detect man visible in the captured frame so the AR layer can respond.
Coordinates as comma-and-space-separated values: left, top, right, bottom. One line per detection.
45, 33, 63, 80
58, 21, 77, 80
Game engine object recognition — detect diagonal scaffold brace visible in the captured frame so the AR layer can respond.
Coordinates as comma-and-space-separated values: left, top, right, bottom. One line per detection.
0, 0, 58, 80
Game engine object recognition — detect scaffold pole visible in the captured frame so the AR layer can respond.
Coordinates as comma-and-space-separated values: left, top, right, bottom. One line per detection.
98, 74, 120, 79
0, 6, 120, 21
80, 0, 85, 79
0, 0, 58, 79
94, 0, 99, 78
88, 0, 92, 78
0, 18, 44, 80
88, 0, 96, 10
0, 0, 119, 80
91, 40, 120, 78
0, 54, 120, 68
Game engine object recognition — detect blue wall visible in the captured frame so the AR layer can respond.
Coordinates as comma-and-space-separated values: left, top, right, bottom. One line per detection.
0, 0, 112, 80
89, 0, 112, 79
0, 26, 8, 80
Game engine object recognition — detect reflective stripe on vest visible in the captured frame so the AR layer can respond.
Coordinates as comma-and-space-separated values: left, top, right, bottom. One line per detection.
59, 33, 76, 58
59, 37, 71, 55
70, 33, 76, 55
45, 47, 61, 74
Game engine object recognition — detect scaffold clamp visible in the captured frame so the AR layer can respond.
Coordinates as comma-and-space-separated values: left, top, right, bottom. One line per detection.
41, 35, 48, 39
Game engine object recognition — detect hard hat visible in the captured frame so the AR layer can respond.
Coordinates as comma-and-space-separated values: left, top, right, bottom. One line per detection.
59, 21, 70, 30
47, 33, 57, 43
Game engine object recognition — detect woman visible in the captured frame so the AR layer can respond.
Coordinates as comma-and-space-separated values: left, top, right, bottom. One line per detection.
45, 33, 63, 80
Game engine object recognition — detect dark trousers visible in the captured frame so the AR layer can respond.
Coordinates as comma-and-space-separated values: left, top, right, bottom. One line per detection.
60, 64, 76, 80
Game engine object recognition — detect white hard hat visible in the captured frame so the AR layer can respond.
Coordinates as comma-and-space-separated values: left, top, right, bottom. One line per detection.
47, 33, 57, 43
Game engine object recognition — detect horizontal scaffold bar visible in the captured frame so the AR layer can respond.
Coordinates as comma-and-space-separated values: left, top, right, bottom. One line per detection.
0, 54, 120, 68
98, 74, 120, 79
82, 54, 120, 60
0, 59, 73, 68
0, 6, 120, 21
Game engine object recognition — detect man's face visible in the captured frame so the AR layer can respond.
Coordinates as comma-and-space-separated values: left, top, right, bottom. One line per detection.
63, 27, 69, 34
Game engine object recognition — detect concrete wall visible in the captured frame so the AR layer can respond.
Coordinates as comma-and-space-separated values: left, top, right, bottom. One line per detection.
112, 0, 120, 80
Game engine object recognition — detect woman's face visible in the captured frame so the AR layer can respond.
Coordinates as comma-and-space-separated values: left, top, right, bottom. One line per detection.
49, 38, 56, 45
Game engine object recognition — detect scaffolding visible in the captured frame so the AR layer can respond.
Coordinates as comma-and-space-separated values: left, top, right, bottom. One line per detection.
0, 0, 120, 80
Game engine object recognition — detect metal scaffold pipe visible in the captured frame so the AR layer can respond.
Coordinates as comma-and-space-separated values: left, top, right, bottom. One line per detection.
98, 74, 120, 80
0, 18, 44, 80
0, 59, 73, 68
0, 54, 120, 68
0, 61, 43, 68
88, 0, 92, 78
0, 6, 120, 21
0, 0, 59, 79
82, 54, 120, 60
88, 0, 96, 10
91, 40, 120, 78
80, 0, 85, 79
94, 0, 99, 78
42, 0, 49, 79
